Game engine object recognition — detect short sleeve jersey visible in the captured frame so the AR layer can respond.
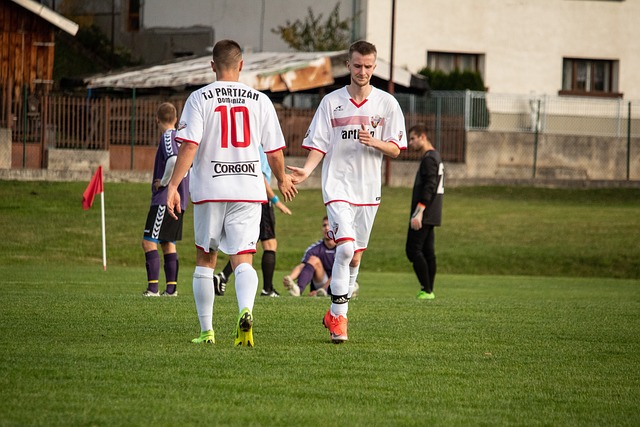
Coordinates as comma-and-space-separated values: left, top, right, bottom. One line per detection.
151, 129, 189, 210
301, 239, 336, 275
302, 86, 407, 206
176, 81, 285, 203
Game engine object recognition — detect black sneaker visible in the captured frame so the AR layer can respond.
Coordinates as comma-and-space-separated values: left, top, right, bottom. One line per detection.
213, 274, 226, 296
260, 289, 280, 297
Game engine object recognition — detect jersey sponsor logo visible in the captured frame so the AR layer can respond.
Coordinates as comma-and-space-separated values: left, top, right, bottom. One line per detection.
341, 128, 374, 140
211, 160, 259, 178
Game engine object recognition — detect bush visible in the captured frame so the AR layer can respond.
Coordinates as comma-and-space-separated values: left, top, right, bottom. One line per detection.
418, 68, 485, 91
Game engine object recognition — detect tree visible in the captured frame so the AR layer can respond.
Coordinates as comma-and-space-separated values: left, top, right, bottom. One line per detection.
54, 25, 139, 84
271, 3, 353, 52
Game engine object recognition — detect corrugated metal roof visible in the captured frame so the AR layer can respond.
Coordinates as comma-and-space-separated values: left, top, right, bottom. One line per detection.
11, 0, 79, 36
84, 51, 426, 92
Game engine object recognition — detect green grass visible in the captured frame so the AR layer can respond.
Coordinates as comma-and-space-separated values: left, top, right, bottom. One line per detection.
0, 181, 639, 426
1, 267, 638, 426
1, 181, 639, 278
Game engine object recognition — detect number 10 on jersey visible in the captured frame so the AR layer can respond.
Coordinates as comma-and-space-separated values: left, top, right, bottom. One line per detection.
215, 105, 250, 148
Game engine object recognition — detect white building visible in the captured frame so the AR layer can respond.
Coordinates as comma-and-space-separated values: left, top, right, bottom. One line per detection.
60, 0, 640, 99
365, 0, 638, 99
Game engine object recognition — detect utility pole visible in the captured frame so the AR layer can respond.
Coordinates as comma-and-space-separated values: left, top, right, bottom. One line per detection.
388, 0, 396, 95
111, 0, 115, 55
385, 0, 396, 185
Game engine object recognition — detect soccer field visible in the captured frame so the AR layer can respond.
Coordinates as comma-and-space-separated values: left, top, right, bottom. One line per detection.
0, 181, 639, 426
1, 266, 638, 426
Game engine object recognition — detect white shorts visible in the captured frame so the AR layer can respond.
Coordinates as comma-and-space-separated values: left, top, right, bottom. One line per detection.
193, 202, 261, 255
325, 202, 379, 252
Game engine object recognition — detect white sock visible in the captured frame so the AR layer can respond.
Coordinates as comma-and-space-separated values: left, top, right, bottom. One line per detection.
193, 266, 214, 332
234, 263, 258, 313
330, 242, 354, 318
313, 272, 330, 288
348, 264, 360, 298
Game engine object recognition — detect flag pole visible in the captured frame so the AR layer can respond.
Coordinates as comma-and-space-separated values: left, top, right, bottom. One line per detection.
82, 166, 106, 270
100, 184, 107, 271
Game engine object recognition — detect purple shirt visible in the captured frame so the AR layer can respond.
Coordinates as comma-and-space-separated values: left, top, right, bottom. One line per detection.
151, 129, 189, 210
301, 239, 336, 275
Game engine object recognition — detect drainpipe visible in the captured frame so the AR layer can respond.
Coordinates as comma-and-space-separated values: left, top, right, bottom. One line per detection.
532, 99, 541, 178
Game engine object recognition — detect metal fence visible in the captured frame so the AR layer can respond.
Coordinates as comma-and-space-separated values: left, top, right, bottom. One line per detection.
473, 91, 640, 137
1, 86, 638, 181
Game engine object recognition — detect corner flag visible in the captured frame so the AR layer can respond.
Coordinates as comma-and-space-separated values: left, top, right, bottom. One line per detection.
82, 166, 103, 210
82, 167, 107, 270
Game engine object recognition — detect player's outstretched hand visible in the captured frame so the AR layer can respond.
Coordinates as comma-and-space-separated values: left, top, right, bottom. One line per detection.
286, 165, 309, 185
275, 200, 292, 215
278, 174, 297, 202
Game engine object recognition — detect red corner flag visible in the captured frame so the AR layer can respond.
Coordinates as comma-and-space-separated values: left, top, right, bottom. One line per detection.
82, 166, 107, 270
82, 166, 103, 210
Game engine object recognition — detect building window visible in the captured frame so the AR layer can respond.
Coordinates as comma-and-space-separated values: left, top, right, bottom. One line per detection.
427, 52, 484, 74
128, 0, 140, 32
561, 58, 620, 97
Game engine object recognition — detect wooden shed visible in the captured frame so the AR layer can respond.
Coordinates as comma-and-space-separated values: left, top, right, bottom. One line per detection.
1, 0, 78, 100
1, 0, 78, 168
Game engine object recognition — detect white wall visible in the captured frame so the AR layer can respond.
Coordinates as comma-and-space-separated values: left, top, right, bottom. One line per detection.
365, 0, 640, 98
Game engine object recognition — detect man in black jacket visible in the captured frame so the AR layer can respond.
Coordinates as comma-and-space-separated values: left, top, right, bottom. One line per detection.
406, 124, 444, 300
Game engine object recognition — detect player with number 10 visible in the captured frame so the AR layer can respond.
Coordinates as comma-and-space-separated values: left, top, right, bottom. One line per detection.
166, 39, 296, 347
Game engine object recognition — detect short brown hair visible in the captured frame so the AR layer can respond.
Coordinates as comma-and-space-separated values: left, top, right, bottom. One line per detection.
409, 124, 429, 137
212, 39, 243, 70
349, 40, 377, 59
157, 102, 177, 125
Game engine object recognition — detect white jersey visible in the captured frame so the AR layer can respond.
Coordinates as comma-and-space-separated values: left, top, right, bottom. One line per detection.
302, 86, 407, 206
176, 81, 286, 204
